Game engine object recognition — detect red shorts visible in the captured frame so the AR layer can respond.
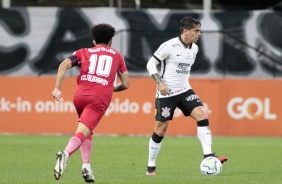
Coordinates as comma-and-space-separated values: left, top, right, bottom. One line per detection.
73, 95, 109, 131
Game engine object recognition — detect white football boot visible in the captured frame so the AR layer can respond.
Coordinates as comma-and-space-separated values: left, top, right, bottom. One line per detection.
54, 151, 68, 180
82, 164, 95, 183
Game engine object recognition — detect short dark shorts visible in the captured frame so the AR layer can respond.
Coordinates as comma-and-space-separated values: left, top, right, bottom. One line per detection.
155, 89, 203, 122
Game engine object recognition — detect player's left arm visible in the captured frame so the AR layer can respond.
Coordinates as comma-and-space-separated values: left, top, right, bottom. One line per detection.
52, 58, 72, 101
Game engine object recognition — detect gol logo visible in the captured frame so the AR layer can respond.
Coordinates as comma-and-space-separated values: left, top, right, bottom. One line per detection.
227, 97, 277, 120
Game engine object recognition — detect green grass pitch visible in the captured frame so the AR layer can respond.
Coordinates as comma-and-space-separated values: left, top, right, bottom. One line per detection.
0, 135, 281, 184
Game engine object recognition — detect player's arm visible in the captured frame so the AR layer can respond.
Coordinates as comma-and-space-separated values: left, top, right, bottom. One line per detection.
146, 56, 169, 95
52, 58, 72, 101
114, 71, 129, 92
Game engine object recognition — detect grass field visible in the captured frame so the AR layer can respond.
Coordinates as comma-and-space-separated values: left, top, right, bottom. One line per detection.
0, 135, 281, 184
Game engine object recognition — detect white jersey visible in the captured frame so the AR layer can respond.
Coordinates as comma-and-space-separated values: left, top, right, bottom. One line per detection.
153, 36, 198, 98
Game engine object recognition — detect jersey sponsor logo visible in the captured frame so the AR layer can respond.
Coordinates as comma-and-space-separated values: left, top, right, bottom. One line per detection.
161, 107, 171, 118
185, 94, 199, 102
176, 63, 190, 74
88, 47, 116, 54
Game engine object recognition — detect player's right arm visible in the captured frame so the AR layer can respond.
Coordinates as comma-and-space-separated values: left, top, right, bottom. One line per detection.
147, 57, 169, 95
52, 58, 72, 101
52, 50, 82, 100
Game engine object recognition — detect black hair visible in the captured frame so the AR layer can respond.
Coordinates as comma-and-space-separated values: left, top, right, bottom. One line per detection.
90, 23, 116, 44
179, 16, 201, 33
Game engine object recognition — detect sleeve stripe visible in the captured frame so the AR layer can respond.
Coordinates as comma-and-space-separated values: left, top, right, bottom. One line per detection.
153, 55, 162, 63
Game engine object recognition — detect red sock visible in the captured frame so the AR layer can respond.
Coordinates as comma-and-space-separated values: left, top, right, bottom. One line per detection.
80, 139, 93, 163
65, 132, 85, 156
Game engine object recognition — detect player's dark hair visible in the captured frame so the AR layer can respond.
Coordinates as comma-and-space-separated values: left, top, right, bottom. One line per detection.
90, 23, 116, 45
179, 16, 201, 33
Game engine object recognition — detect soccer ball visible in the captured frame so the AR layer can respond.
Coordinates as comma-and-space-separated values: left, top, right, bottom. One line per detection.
200, 156, 222, 175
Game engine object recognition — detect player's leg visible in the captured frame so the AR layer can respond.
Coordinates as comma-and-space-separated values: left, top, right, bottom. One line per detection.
77, 95, 108, 182
147, 121, 168, 175
180, 90, 228, 163
147, 96, 176, 175
54, 95, 92, 180
80, 133, 95, 183
190, 106, 212, 155
54, 123, 90, 180
81, 133, 93, 164
66, 123, 91, 154
191, 106, 228, 163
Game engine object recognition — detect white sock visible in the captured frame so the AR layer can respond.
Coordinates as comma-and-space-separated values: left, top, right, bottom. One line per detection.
148, 138, 162, 167
197, 126, 212, 155
63, 151, 69, 160
82, 163, 91, 170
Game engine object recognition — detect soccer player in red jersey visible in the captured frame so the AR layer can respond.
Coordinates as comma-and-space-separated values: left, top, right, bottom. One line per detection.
52, 23, 129, 182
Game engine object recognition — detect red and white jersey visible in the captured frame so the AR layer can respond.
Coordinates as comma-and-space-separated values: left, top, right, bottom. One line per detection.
70, 44, 127, 104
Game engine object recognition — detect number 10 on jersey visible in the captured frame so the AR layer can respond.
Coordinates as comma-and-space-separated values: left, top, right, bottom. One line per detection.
89, 54, 113, 77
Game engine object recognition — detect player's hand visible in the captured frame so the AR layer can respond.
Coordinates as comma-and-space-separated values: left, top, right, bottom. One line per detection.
52, 89, 61, 101
158, 81, 169, 95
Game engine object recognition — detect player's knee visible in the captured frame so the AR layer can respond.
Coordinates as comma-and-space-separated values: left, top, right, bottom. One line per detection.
155, 130, 166, 137
154, 121, 168, 136
192, 106, 208, 120
199, 110, 209, 120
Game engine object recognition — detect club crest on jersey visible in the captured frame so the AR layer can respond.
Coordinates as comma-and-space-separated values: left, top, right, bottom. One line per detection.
161, 107, 171, 118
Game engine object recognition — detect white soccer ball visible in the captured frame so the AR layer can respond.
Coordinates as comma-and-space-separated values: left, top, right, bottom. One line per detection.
200, 156, 222, 175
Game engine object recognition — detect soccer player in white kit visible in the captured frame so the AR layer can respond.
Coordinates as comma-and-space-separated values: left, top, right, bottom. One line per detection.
146, 16, 228, 175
